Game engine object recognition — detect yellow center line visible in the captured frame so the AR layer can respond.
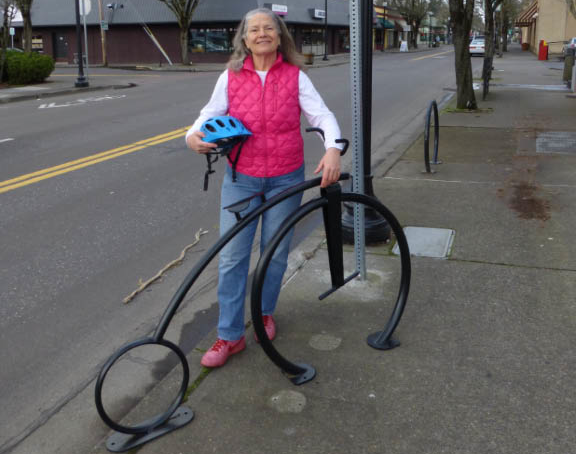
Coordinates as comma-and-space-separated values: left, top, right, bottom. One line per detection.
0, 127, 190, 194
411, 50, 454, 61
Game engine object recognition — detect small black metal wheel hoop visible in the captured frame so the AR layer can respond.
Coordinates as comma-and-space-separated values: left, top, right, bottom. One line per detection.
94, 338, 190, 435
251, 193, 411, 380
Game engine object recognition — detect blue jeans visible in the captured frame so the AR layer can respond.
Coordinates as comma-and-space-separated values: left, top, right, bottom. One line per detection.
217, 165, 305, 341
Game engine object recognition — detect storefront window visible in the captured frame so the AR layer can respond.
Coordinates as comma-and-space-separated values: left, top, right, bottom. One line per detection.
337, 29, 350, 53
301, 27, 324, 55
189, 28, 235, 53
31, 35, 44, 53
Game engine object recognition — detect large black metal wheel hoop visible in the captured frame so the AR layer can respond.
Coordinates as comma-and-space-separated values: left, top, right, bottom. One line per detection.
94, 337, 190, 435
251, 191, 411, 385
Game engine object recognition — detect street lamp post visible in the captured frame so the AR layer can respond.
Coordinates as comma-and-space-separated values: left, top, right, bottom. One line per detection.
74, 0, 89, 87
323, 0, 329, 61
428, 11, 433, 48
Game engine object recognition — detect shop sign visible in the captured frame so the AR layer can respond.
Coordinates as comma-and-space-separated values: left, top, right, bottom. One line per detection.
269, 4, 288, 15
311, 9, 325, 19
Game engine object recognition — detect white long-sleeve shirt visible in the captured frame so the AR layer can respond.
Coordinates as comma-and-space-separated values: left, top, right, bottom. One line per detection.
186, 69, 343, 151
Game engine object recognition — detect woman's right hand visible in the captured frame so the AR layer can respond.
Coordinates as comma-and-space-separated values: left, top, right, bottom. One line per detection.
186, 131, 218, 154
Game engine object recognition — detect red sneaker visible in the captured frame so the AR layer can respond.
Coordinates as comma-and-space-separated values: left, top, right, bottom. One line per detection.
255, 315, 276, 342
201, 337, 246, 368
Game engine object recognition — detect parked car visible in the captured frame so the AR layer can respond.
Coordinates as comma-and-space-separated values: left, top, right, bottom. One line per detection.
562, 37, 576, 57
6, 47, 24, 52
469, 39, 485, 56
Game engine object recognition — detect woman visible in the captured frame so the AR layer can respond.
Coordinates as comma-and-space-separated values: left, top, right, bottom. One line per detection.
186, 8, 342, 368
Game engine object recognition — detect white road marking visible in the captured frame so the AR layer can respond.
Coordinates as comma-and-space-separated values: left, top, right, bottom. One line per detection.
0, 138, 15, 143
38, 94, 126, 109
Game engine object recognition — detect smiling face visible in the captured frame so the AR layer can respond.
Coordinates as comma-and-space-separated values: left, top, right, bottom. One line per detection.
243, 13, 280, 57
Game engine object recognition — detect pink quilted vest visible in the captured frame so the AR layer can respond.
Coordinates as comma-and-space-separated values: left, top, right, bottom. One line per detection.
227, 54, 303, 177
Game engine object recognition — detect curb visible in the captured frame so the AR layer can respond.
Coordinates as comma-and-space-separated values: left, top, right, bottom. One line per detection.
0, 83, 137, 104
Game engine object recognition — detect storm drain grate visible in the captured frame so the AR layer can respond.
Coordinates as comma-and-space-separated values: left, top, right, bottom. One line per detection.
392, 227, 455, 258
536, 132, 576, 155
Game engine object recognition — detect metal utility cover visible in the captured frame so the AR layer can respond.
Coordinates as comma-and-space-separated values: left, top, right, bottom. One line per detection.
536, 132, 576, 155
393, 227, 455, 258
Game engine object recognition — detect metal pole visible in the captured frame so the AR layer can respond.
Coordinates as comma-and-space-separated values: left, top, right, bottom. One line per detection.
82, 3, 90, 80
74, 0, 89, 87
323, 0, 329, 61
97, 0, 107, 66
341, 0, 390, 246
349, 0, 366, 279
428, 14, 432, 47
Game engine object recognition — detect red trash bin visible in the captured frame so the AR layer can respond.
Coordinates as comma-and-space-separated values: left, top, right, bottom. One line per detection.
538, 40, 549, 60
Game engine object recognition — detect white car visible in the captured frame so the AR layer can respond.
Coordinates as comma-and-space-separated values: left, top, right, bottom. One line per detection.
469, 39, 485, 56
562, 37, 576, 58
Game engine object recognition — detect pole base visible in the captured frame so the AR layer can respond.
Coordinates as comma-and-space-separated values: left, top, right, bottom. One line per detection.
105, 406, 194, 452
75, 79, 89, 88
341, 202, 391, 245
366, 332, 400, 350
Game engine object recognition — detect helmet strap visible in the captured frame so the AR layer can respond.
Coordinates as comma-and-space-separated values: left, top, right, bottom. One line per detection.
203, 154, 219, 191
229, 139, 247, 183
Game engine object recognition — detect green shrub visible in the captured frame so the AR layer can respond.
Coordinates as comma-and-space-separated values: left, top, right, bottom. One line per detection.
2, 50, 55, 85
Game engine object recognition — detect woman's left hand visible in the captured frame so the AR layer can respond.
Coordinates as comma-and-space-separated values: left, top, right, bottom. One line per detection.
314, 147, 341, 188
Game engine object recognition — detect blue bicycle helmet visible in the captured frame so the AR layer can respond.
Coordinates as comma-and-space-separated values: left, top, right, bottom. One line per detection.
200, 116, 252, 191
200, 116, 252, 150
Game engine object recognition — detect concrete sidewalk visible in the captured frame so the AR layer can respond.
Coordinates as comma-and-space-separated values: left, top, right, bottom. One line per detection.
10, 45, 576, 454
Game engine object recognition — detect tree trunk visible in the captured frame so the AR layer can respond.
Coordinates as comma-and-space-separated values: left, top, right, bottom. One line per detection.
1, 5, 10, 81
501, 18, 508, 52
22, 10, 32, 52
180, 27, 189, 65
410, 33, 418, 49
453, 32, 477, 109
483, 2, 495, 86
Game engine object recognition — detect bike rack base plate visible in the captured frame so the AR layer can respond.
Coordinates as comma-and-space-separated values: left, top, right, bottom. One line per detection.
288, 363, 316, 385
366, 332, 401, 350
105, 406, 194, 452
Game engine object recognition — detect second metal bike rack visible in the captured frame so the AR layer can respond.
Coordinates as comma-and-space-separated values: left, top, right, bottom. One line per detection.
423, 99, 441, 174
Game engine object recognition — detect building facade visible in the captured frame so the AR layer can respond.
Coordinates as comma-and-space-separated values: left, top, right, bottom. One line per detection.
23, 0, 352, 65
516, 0, 576, 55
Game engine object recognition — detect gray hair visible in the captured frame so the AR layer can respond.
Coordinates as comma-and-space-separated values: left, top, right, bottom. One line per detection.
227, 8, 304, 72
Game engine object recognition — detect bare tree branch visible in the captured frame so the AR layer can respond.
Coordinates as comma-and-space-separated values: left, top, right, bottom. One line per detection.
156, 0, 201, 64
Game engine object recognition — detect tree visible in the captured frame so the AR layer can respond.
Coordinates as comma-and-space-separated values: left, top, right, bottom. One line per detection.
566, 0, 576, 18
1, 0, 16, 80
390, 0, 430, 49
155, 0, 201, 65
448, 0, 477, 109
500, 0, 516, 52
482, 0, 503, 96
14, 0, 32, 52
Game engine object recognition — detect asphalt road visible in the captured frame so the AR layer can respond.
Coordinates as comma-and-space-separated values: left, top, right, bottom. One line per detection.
0, 48, 476, 453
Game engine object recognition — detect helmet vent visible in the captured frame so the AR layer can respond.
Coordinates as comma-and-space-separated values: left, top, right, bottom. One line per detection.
205, 124, 216, 133
216, 119, 225, 127
229, 119, 237, 128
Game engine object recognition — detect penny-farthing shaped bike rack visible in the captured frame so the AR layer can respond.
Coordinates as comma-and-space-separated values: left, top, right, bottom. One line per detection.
251, 182, 411, 385
95, 145, 355, 451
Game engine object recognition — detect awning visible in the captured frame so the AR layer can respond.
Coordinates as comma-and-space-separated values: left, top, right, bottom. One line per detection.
515, 1, 538, 27
379, 18, 395, 29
